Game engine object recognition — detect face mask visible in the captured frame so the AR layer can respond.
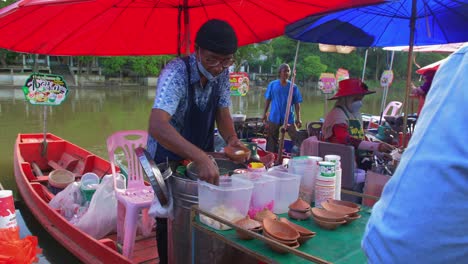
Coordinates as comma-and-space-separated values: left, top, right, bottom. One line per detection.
350, 100, 363, 112
197, 52, 221, 82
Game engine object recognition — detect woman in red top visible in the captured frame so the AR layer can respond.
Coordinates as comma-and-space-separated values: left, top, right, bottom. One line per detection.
322, 78, 393, 170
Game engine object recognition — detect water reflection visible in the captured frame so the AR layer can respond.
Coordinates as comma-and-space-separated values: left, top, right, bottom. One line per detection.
0, 85, 405, 192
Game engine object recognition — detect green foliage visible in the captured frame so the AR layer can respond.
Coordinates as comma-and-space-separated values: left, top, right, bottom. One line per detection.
301, 55, 327, 80
100, 57, 128, 75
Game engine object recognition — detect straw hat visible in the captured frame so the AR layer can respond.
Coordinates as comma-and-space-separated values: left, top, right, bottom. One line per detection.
328, 78, 375, 100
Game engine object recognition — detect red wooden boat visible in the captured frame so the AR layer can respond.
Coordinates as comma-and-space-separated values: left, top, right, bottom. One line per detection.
13, 133, 159, 264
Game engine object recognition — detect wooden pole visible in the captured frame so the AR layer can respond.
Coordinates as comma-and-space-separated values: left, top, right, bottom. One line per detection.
402, 0, 417, 147
277, 41, 300, 164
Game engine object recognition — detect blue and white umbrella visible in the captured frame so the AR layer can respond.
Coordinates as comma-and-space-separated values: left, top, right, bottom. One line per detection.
285, 0, 468, 144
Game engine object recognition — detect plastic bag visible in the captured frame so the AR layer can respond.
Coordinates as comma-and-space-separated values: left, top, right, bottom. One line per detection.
0, 235, 42, 264
49, 182, 83, 220
73, 175, 117, 239
148, 182, 174, 220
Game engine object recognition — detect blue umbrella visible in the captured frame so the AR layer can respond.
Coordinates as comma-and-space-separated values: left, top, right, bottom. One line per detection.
285, 0, 468, 145
285, 0, 468, 47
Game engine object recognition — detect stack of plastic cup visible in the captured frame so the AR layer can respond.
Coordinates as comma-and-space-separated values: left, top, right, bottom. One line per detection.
324, 155, 342, 200
315, 161, 336, 208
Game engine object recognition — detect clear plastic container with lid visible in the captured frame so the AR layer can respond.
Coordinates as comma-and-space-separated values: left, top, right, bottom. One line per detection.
232, 172, 277, 218
265, 168, 301, 214
198, 176, 253, 230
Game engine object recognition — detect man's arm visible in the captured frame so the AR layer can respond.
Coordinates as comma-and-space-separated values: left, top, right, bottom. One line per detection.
148, 108, 219, 184
263, 99, 271, 123
294, 103, 302, 128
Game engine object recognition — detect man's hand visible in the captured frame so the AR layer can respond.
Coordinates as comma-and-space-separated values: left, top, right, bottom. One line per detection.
378, 142, 395, 153
295, 119, 302, 128
227, 135, 251, 162
194, 154, 219, 185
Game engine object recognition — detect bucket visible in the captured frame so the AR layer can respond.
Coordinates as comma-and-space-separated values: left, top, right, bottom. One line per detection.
48, 169, 75, 194
80, 172, 100, 203
169, 174, 257, 264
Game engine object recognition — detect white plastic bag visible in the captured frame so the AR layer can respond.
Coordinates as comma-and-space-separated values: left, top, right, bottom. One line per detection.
74, 174, 117, 239
49, 182, 83, 220
148, 182, 174, 220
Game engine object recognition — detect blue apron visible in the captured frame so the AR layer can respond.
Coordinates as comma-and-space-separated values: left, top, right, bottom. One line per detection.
154, 57, 218, 164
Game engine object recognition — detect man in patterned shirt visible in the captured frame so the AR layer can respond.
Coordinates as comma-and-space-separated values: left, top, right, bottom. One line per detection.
147, 19, 245, 264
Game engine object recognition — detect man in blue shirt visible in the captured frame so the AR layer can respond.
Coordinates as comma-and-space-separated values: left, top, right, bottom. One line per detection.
262, 63, 303, 153
362, 44, 468, 263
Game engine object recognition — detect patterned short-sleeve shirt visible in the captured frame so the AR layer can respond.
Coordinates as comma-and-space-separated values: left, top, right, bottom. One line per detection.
147, 54, 231, 157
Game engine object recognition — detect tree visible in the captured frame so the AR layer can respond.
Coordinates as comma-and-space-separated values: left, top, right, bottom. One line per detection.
300, 55, 327, 80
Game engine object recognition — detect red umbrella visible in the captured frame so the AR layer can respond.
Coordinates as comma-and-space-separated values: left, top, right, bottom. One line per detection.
0, 0, 383, 56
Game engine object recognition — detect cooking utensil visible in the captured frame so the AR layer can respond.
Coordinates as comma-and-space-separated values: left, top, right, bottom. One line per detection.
134, 147, 171, 206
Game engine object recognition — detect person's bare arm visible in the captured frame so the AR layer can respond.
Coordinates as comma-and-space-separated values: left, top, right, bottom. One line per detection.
294, 103, 302, 128
148, 108, 219, 184
263, 99, 271, 123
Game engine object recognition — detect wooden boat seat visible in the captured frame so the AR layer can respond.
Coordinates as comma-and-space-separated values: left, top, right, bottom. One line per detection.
48, 153, 80, 171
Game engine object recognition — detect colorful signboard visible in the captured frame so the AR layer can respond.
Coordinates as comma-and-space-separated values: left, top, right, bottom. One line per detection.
318, 73, 337, 94
336, 68, 349, 83
229, 72, 249, 96
380, 70, 394, 88
22, 73, 68, 106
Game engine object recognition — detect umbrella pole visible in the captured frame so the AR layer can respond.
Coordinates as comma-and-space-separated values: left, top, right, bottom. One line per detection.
402, 0, 417, 148
277, 41, 300, 164
361, 48, 368, 81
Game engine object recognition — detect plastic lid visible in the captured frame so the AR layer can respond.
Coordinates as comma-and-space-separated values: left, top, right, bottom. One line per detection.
135, 147, 170, 206
0, 190, 13, 198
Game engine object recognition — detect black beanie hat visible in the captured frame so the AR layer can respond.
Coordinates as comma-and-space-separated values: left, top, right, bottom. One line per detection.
195, 19, 238, 55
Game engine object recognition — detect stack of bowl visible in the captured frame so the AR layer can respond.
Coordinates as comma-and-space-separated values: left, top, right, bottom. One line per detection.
288, 198, 311, 220
234, 216, 263, 240
263, 218, 300, 254
311, 199, 361, 230
254, 208, 277, 223
279, 218, 316, 244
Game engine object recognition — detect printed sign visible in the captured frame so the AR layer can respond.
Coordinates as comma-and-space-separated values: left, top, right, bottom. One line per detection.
380, 70, 394, 88
318, 73, 337, 94
229, 72, 249, 96
336, 68, 349, 83
22, 73, 69, 106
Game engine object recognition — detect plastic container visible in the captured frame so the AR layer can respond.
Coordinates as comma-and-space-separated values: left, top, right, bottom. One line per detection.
80, 172, 100, 203
48, 169, 75, 194
198, 176, 253, 230
0, 190, 19, 241
265, 169, 301, 214
289, 156, 322, 204
232, 173, 277, 219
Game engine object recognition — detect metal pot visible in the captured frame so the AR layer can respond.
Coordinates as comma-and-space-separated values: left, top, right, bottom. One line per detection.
186, 155, 247, 180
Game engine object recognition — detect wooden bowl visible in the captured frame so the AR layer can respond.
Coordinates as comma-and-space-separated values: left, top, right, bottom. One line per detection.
264, 235, 300, 254
321, 201, 359, 215
254, 208, 277, 223
288, 198, 310, 213
311, 207, 347, 222
224, 145, 251, 163
298, 233, 316, 244
288, 209, 311, 220
234, 216, 263, 240
263, 218, 300, 241
344, 213, 362, 224
326, 199, 361, 210
263, 230, 297, 245
312, 216, 346, 230
279, 218, 315, 236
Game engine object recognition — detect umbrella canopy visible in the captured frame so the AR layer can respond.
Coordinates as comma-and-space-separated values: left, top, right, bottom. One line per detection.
416, 57, 447, 74
285, 0, 468, 47
384, 42, 466, 53
0, 0, 383, 56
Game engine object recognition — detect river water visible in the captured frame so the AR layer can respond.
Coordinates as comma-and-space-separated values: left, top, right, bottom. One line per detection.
0, 84, 406, 193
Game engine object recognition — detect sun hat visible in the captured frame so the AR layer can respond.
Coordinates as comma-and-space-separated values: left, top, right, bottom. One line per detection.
328, 78, 375, 100
195, 19, 238, 55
